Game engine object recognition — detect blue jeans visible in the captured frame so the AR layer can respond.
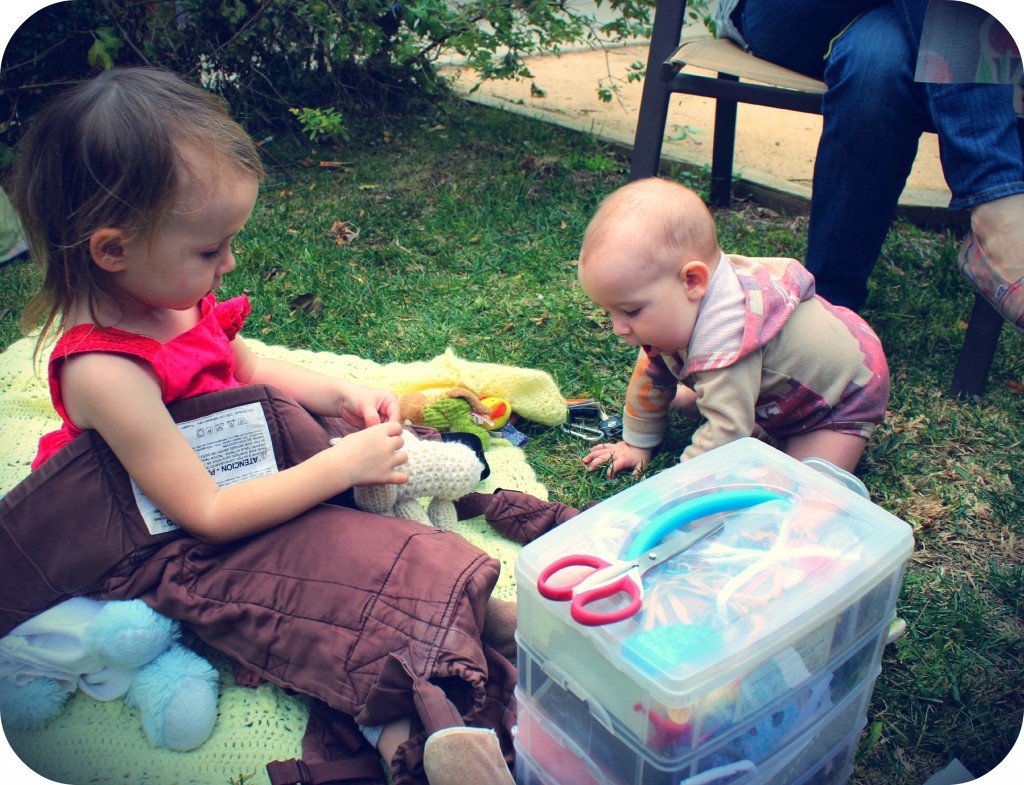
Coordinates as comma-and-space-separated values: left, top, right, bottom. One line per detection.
736, 0, 1024, 309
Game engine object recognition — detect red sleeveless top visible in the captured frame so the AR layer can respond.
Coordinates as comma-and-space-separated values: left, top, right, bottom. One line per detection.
32, 294, 251, 469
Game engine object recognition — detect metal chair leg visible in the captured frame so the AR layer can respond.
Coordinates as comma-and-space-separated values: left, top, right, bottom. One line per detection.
629, 0, 688, 180
951, 294, 1003, 400
709, 73, 739, 206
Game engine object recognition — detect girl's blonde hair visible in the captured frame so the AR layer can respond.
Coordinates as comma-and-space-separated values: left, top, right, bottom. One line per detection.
9, 67, 265, 357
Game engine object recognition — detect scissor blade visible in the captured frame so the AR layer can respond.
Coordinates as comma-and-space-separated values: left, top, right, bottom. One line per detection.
638, 521, 725, 573
572, 561, 636, 595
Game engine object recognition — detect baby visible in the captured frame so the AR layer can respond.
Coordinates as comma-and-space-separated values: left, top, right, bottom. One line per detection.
579, 178, 889, 476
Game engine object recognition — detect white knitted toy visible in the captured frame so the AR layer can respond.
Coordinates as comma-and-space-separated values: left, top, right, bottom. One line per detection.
352, 430, 485, 531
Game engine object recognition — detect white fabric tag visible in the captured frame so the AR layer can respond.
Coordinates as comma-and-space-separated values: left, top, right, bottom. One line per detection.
131, 402, 278, 535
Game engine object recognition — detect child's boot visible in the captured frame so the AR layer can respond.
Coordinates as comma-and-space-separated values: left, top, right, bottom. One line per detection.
422, 727, 514, 785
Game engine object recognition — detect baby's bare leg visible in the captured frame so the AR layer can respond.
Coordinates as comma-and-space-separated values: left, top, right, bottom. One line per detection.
784, 431, 867, 474
483, 597, 517, 661
376, 717, 412, 762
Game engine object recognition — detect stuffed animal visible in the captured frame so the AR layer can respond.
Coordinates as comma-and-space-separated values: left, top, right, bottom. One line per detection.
422, 396, 493, 448
352, 429, 485, 531
478, 397, 511, 430
0, 597, 219, 752
478, 396, 530, 446
399, 388, 494, 448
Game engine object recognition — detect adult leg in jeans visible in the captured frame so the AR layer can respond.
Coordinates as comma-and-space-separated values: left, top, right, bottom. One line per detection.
806, 5, 932, 309
739, 0, 1024, 325
738, 0, 882, 80
889, 0, 1023, 217
890, 0, 1024, 327
741, 2, 924, 309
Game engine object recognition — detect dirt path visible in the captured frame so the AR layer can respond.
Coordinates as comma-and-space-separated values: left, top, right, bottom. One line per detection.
443, 44, 950, 212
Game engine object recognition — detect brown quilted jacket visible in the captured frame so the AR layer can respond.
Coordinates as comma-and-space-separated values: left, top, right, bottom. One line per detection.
0, 385, 516, 784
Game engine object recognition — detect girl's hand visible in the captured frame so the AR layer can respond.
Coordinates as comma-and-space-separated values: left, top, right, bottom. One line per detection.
582, 441, 652, 479
329, 421, 408, 487
338, 384, 400, 428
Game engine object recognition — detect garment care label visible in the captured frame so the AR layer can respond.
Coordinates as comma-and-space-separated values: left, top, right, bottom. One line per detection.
131, 402, 278, 535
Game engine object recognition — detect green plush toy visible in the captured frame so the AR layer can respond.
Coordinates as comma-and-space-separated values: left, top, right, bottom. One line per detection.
421, 396, 492, 448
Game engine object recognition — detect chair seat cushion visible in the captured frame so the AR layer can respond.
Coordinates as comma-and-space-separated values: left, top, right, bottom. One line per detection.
668, 37, 827, 94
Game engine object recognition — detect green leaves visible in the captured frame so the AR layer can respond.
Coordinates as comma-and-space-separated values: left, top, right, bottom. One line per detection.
4, 0, 655, 153
289, 106, 349, 144
86, 26, 122, 71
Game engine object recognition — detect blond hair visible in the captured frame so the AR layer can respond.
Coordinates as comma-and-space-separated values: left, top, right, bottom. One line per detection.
581, 178, 719, 273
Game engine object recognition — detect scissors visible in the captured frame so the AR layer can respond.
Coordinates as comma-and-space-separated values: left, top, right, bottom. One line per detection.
535, 488, 787, 627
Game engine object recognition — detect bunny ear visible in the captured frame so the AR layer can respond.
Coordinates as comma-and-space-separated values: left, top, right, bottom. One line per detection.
440, 432, 490, 480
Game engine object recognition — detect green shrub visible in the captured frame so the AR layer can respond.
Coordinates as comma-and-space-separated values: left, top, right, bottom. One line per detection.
0, 0, 656, 150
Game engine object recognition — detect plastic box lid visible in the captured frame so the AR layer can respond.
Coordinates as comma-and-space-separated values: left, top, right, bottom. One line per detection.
515, 438, 914, 705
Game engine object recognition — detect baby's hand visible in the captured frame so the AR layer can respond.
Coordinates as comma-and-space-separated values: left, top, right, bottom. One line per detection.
582, 441, 652, 479
330, 421, 408, 487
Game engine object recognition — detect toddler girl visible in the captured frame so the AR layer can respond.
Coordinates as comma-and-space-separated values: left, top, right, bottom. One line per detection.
5, 67, 514, 785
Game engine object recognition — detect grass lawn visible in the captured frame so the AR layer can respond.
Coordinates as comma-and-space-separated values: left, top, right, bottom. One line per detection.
1, 93, 1021, 784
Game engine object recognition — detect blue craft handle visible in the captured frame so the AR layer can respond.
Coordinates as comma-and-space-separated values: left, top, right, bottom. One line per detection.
625, 488, 787, 559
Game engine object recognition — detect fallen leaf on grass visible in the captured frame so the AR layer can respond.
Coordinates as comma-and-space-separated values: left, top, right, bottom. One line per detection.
297, 158, 354, 169
520, 154, 558, 175
289, 293, 324, 318
329, 220, 360, 245
1006, 379, 1024, 394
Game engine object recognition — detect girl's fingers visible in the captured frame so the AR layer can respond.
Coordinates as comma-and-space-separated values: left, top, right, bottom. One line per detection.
361, 404, 382, 427
382, 399, 401, 423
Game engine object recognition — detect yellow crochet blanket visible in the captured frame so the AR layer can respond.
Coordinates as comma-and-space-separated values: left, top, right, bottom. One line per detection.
0, 336, 565, 785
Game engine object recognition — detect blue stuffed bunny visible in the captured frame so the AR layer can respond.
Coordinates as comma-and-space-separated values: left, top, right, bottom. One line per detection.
0, 597, 218, 752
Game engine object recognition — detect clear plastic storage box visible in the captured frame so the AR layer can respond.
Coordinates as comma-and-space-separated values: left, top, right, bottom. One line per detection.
513, 438, 913, 785
515, 671, 872, 785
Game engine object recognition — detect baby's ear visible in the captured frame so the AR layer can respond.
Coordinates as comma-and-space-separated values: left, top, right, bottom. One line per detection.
88, 228, 129, 272
681, 260, 710, 299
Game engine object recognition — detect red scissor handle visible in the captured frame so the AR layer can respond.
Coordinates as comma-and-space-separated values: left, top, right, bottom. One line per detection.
571, 574, 642, 626
537, 554, 611, 600
536, 555, 643, 626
